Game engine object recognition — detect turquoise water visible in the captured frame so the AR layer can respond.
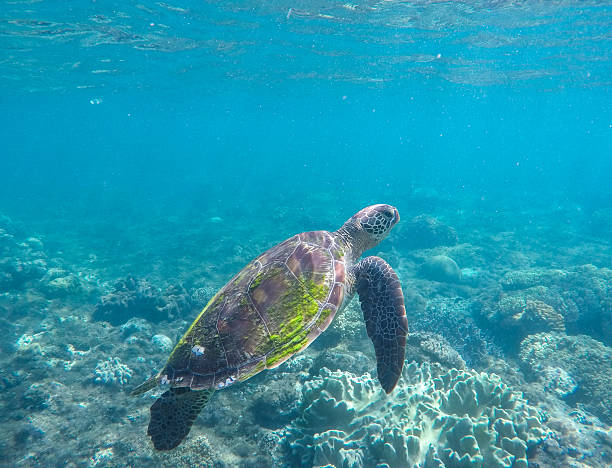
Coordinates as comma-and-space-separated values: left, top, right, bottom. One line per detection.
1, 1, 611, 467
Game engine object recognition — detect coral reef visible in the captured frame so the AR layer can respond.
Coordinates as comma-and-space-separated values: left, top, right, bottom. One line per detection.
2, 202, 611, 467
248, 375, 303, 430
539, 366, 577, 398
489, 265, 611, 346
284, 362, 545, 467
412, 297, 502, 367
155, 435, 219, 467
93, 357, 133, 386
405, 331, 466, 370
500, 269, 568, 291
0, 216, 89, 304
309, 349, 373, 378
459, 267, 482, 286
120, 317, 153, 338
479, 292, 566, 345
525, 392, 612, 467
190, 286, 215, 309
93, 277, 195, 325
519, 332, 612, 424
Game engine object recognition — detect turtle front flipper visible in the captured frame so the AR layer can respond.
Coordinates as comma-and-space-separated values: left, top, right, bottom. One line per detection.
147, 387, 215, 450
353, 256, 408, 394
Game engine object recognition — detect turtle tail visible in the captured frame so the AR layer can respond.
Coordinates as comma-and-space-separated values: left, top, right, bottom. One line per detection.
130, 375, 159, 396
148, 387, 215, 450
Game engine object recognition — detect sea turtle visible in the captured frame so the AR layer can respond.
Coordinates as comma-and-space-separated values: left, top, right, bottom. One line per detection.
131, 204, 408, 450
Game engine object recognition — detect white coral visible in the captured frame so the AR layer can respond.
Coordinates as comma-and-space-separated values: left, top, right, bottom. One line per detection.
93, 357, 132, 386
285, 362, 545, 468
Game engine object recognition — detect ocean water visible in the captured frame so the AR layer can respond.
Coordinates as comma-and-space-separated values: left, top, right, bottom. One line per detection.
1, 0, 611, 467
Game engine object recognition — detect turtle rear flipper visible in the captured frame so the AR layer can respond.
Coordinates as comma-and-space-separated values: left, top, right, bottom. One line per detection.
354, 256, 408, 394
148, 387, 215, 450
130, 375, 159, 396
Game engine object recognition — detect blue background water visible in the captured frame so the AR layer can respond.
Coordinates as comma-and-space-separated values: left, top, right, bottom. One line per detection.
2, 1, 611, 242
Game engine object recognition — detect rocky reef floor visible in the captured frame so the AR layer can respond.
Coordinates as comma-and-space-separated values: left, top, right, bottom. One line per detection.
1, 195, 611, 467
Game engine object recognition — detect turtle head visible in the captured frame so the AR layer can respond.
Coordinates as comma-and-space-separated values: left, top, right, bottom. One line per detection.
339, 204, 400, 253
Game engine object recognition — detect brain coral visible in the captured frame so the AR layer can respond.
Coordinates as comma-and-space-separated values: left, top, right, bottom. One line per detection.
284, 362, 544, 468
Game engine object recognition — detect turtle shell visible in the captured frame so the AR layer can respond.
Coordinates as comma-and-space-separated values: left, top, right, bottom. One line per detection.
161, 230, 347, 390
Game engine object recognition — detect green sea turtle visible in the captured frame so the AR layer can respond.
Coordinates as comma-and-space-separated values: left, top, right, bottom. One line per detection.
131, 204, 408, 450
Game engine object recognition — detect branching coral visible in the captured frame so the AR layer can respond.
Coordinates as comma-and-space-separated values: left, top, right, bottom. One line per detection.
93, 357, 132, 386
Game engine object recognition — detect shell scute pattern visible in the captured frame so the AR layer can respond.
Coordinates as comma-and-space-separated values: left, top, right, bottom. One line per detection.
217, 293, 271, 369
163, 232, 347, 390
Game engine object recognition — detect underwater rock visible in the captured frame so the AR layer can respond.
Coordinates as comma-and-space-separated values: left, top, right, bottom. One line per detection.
401, 214, 458, 249
40, 269, 81, 298
539, 366, 577, 398
284, 362, 545, 468
595, 428, 612, 450
14, 333, 45, 362
93, 357, 133, 386
93, 276, 194, 325
0, 368, 25, 393
519, 332, 612, 424
419, 255, 462, 283
151, 334, 173, 353
119, 318, 152, 338
405, 331, 466, 370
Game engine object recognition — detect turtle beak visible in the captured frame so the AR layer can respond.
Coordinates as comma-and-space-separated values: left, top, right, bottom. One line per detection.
392, 207, 400, 224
